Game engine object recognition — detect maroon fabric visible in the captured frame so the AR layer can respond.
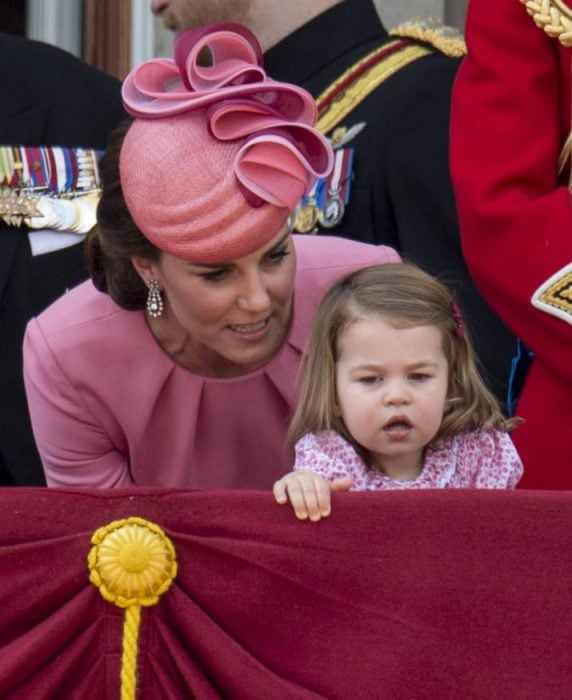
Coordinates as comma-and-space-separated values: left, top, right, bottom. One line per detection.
0, 488, 571, 698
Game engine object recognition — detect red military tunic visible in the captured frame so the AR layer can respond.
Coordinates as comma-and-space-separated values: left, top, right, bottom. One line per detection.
450, 0, 572, 488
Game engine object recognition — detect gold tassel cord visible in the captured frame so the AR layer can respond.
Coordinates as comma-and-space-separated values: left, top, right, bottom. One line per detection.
121, 606, 142, 700
88, 518, 177, 700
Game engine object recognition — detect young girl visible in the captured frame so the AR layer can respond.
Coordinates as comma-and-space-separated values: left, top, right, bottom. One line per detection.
273, 262, 523, 521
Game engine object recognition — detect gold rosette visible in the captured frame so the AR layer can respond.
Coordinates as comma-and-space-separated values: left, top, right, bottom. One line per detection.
88, 517, 177, 699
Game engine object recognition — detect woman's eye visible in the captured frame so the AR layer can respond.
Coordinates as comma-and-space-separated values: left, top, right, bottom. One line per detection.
265, 248, 290, 264
201, 268, 229, 282
410, 373, 430, 382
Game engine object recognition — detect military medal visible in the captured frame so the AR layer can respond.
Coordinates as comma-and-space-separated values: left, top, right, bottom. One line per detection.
0, 145, 103, 231
320, 195, 345, 229
319, 147, 353, 229
320, 150, 344, 227
293, 143, 353, 233
293, 180, 321, 233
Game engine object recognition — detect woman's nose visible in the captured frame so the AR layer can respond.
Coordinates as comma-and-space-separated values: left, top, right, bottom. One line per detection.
237, 272, 271, 312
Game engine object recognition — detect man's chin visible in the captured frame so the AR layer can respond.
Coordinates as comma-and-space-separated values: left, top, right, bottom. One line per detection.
158, 13, 179, 31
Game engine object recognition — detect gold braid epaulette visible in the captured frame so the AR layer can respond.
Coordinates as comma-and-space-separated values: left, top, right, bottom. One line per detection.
520, 0, 572, 46
389, 20, 467, 57
316, 41, 432, 134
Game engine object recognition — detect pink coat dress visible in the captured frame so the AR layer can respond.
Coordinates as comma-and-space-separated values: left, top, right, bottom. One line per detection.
23, 235, 399, 488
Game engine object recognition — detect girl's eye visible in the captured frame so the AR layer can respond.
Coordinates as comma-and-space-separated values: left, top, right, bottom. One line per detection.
265, 248, 290, 265
358, 376, 381, 385
410, 373, 431, 382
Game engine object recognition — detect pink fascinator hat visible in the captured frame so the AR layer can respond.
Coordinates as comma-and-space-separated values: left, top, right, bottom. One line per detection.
120, 23, 333, 263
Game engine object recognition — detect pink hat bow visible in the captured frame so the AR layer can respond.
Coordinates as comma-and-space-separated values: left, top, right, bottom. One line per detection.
122, 23, 333, 209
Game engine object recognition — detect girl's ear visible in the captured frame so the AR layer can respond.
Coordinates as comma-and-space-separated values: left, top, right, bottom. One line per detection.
131, 256, 160, 286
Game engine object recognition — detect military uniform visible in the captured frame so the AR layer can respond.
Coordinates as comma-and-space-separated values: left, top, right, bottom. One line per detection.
264, 0, 517, 409
451, 0, 572, 487
0, 33, 124, 485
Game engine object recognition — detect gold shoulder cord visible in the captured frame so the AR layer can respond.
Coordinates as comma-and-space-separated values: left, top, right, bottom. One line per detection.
519, 2, 572, 181
520, 0, 572, 46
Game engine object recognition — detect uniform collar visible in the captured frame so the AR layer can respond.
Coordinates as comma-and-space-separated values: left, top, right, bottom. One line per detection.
264, 0, 389, 86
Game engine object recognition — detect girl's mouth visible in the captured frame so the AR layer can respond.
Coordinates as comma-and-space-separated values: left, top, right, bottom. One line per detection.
383, 416, 413, 438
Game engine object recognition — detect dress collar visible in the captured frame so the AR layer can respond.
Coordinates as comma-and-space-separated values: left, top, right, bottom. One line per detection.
264, 0, 389, 86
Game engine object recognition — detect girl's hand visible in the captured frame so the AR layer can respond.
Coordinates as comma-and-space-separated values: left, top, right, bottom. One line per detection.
273, 470, 352, 522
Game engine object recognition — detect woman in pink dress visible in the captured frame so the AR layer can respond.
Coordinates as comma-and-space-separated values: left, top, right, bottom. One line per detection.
23, 24, 398, 489
274, 263, 523, 521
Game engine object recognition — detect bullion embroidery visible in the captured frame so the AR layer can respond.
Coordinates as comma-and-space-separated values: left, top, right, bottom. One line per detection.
531, 263, 572, 324
520, 0, 572, 46
389, 20, 467, 57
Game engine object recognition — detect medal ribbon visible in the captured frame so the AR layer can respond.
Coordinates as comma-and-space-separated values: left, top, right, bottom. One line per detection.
0, 146, 103, 193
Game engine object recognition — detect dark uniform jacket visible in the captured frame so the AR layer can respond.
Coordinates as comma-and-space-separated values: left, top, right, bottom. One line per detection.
0, 33, 124, 485
265, 0, 517, 406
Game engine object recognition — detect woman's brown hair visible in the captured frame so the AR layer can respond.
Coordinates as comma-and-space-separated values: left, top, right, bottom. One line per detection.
85, 117, 160, 310
287, 262, 520, 464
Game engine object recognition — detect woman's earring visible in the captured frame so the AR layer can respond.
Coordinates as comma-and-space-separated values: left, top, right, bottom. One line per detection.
146, 279, 164, 318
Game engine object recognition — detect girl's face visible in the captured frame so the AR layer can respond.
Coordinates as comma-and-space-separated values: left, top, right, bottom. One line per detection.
335, 314, 449, 480
136, 226, 296, 377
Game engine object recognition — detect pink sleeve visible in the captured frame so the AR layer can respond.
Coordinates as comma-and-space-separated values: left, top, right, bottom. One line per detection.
465, 430, 524, 489
23, 319, 135, 488
294, 431, 360, 483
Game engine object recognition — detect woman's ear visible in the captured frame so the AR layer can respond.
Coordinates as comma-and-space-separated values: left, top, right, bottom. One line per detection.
131, 256, 160, 286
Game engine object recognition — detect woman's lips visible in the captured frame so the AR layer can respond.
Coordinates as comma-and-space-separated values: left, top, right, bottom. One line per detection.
227, 318, 270, 337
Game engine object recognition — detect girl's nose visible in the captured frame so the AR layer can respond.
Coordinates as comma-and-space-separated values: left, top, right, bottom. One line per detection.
383, 381, 410, 406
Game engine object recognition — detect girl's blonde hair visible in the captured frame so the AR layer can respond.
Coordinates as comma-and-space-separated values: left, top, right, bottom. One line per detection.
288, 262, 520, 458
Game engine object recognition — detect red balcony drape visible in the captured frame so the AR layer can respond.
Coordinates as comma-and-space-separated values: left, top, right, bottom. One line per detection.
1, 488, 571, 698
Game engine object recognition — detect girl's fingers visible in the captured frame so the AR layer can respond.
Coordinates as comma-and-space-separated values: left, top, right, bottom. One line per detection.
313, 477, 333, 518
331, 476, 352, 492
284, 478, 313, 520
272, 479, 288, 504
273, 472, 333, 522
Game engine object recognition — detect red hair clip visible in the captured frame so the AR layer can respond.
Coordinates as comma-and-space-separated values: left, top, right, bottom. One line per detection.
451, 302, 464, 338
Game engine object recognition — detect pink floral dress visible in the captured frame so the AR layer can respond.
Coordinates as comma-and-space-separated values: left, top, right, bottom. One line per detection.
294, 430, 523, 489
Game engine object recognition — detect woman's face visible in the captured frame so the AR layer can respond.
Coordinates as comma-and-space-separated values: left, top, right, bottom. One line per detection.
140, 226, 296, 377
